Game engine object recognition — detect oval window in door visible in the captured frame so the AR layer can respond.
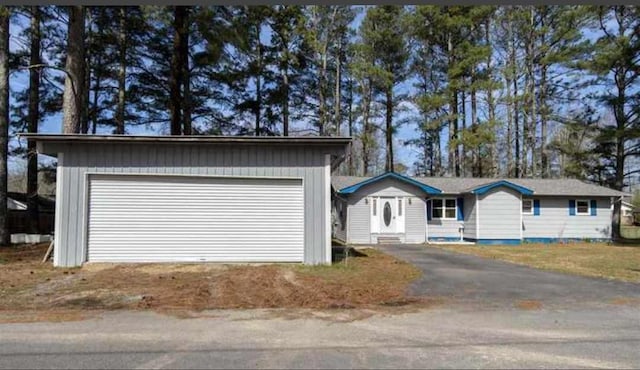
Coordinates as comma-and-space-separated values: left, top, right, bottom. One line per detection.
383, 201, 392, 226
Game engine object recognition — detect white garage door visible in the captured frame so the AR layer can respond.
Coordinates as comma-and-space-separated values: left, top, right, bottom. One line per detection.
87, 175, 304, 263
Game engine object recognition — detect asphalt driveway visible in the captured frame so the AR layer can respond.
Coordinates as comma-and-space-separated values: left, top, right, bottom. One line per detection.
377, 244, 640, 309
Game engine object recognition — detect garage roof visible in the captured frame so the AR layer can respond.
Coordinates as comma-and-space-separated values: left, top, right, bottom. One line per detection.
20, 133, 351, 145
20, 134, 352, 157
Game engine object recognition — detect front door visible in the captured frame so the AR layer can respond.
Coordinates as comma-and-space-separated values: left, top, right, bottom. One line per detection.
380, 197, 396, 233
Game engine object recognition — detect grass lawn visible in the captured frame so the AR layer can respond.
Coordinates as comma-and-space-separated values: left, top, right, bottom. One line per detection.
433, 242, 640, 283
0, 243, 422, 322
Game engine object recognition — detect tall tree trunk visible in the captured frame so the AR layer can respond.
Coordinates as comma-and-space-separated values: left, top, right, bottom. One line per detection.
471, 81, 478, 177
27, 6, 41, 235
347, 77, 354, 174
90, 54, 101, 135
62, 6, 85, 134
460, 89, 466, 177
182, 63, 191, 135
334, 38, 342, 136
385, 88, 394, 172
361, 80, 372, 176
528, 7, 537, 177
282, 67, 289, 136
485, 18, 496, 177
510, 15, 520, 178
181, 12, 191, 136
318, 47, 328, 136
255, 26, 262, 136
447, 32, 458, 176
169, 6, 187, 136
81, 8, 91, 134
0, 7, 9, 245
115, 7, 126, 135
182, 44, 191, 135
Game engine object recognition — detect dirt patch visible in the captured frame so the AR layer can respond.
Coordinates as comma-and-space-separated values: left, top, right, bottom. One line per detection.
609, 297, 640, 306
515, 300, 543, 310
0, 245, 423, 322
0, 309, 94, 323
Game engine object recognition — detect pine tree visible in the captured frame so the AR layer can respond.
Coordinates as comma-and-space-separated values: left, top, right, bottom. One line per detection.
359, 6, 409, 173
581, 6, 640, 239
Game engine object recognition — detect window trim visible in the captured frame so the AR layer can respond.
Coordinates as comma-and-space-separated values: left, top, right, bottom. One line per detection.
522, 199, 534, 215
431, 198, 457, 220
575, 199, 590, 216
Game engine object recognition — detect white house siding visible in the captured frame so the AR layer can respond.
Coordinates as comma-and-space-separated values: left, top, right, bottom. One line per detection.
346, 178, 427, 244
463, 194, 477, 240
347, 196, 371, 244
427, 219, 463, 240
44, 142, 342, 267
405, 197, 426, 243
477, 187, 521, 240
522, 196, 612, 240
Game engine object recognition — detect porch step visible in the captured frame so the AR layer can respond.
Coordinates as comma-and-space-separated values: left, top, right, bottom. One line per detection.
377, 236, 402, 245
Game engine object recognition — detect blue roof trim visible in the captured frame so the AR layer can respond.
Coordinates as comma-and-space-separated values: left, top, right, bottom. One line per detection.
338, 172, 442, 195
471, 180, 534, 196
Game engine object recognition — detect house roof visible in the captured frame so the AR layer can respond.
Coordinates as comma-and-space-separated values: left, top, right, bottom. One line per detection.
337, 172, 442, 195
332, 175, 628, 197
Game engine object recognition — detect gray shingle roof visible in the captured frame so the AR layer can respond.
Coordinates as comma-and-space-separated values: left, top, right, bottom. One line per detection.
332, 175, 628, 197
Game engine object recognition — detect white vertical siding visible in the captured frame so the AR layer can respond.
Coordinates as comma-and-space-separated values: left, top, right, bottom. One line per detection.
348, 196, 371, 244
427, 219, 463, 239
477, 187, 521, 240
405, 197, 426, 243
522, 196, 612, 239
463, 194, 477, 239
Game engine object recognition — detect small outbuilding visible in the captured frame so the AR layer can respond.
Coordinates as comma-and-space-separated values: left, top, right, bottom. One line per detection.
25, 134, 350, 267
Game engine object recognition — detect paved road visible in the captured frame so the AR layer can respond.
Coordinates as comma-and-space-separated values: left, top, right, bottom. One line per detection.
378, 244, 640, 309
2, 307, 640, 369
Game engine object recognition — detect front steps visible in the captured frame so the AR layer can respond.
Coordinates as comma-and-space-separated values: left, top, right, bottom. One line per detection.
377, 236, 402, 244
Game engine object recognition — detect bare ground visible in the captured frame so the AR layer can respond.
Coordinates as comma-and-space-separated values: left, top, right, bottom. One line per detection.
0, 244, 423, 322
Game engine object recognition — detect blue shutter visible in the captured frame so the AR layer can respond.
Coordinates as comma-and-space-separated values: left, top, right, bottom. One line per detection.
533, 199, 540, 216
569, 200, 576, 216
426, 199, 432, 221
590, 200, 597, 216
457, 197, 464, 221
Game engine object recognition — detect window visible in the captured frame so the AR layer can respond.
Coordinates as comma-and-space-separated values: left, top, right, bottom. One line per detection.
383, 202, 392, 226
398, 198, 403, 216
372, 198, 377, 216
522, 199, 533, 214
576, 200, 590, 215
432, 198, 456, 219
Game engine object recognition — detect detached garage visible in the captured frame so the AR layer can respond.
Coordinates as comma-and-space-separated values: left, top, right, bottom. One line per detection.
24, 134, 350, 267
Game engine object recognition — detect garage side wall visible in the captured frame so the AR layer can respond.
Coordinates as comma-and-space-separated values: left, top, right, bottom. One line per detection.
51, 143, 333, 267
